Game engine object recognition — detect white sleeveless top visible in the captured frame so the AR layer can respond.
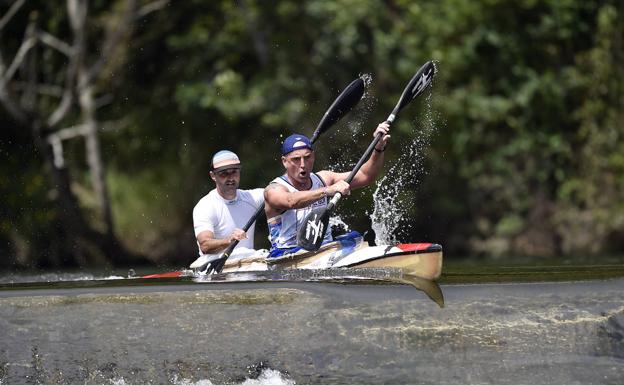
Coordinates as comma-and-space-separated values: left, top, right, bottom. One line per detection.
267, 173, 333, 249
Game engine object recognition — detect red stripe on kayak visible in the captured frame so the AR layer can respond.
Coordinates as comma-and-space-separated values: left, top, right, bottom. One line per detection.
396, 243, 435, 252
142, 271, 184, 279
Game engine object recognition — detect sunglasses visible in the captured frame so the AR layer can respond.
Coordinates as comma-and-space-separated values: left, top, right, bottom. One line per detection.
214, 168, 241, 177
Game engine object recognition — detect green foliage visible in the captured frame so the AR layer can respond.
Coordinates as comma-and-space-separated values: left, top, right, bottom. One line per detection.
425, 0, 624, 257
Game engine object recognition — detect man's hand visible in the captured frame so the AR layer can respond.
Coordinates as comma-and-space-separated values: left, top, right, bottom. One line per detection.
327, 180, 351, 196
228, 228, 247, 243
374, 122, 391, 150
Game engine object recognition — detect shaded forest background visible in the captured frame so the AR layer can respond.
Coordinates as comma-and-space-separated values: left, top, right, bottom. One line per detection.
1, 0, 622, 269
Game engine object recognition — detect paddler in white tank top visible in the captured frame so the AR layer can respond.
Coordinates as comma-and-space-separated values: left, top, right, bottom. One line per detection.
264, 122, 391, 256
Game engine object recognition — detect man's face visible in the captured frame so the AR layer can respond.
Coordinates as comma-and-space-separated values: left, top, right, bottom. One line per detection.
210, 167, 241, 196
282, 148, 315, 184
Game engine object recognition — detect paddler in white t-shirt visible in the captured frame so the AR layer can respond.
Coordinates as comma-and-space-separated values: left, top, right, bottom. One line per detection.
192, 150, 264, 259
264, 122, 390, 257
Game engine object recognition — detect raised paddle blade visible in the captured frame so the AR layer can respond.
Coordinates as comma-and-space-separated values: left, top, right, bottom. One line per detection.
310, 78, 365, 143
387, 61, 436, 123
297, 206, 332, 251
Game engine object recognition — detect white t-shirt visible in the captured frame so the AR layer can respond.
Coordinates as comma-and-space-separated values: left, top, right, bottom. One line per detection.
193, 188, 264, 255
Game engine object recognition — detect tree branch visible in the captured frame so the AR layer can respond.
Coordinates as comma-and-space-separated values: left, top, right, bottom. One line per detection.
86, 0, 137, 85
138, 0, 169, 18
0, 0, 26, 32
47, 0, 85, 127
12, 81, 64, 97
38, 31, 74, 57
0, 35, 36, 88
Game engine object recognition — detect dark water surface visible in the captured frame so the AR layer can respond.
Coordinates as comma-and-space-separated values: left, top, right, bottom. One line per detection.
0, 267, 623, 384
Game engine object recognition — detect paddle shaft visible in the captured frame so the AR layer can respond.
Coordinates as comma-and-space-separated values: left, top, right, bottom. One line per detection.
325, 130, 385, 212
219, 203, 265, 260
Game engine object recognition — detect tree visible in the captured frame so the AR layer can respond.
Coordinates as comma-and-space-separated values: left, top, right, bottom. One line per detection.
0, 0, 166, 267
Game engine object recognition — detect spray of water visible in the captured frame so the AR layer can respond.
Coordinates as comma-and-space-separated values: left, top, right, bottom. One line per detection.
370, 89, 441, 245
329, 214, 351, 234
321, 74, 379, 230
322, 72, 441, 244
325, 73, 377, 173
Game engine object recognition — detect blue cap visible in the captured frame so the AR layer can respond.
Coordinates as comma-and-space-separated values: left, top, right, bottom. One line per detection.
282, 134, 312, 155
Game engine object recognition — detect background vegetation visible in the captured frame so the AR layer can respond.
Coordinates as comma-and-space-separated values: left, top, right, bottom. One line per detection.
1, 0, 622, 269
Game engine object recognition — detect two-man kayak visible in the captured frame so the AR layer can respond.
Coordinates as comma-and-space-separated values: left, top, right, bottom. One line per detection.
144, 235, 443, 281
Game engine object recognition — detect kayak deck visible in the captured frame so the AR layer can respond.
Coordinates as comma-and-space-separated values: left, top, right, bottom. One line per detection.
145, 241, 443, 280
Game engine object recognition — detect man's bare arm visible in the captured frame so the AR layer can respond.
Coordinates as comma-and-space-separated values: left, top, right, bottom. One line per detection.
323, 122, 390, 190
196, 229, 246, 254
263, 183, 327, 216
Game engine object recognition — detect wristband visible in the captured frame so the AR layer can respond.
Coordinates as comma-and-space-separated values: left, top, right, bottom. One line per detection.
374, 145, 386, 153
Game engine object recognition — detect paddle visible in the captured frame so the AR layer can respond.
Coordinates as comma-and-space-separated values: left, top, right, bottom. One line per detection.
197, 77, 366, 274
297, 61, 437, 251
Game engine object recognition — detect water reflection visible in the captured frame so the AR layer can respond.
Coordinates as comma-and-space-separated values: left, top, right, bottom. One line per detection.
1, 272, 623, 384
192, 268, 444, 307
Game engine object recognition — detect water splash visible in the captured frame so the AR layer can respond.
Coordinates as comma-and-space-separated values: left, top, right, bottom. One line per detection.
240, 368, 295, 385
329, 214, 350, 233
169, 368, 294, 385
370, 89, 441, 245
171, 374, 214, 385
325, 73, 377, 172
359, 73, 373, 88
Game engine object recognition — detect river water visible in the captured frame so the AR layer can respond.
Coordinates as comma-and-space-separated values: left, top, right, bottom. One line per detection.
0, 267, 623, 385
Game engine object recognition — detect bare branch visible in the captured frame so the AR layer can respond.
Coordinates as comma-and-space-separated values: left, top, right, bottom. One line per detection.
38, 31, 74, 57
67, 0, 87, 33
47, 133, 66, 168
86, 0, 138, 84
0, 11, 36, 123
0, 0, 26, 32
0, 51, 26, 122
138, 0, 169, 18
0, 84, 27, 123
51, 123, 88, 140
0, 35, 36, 87
94, 93, 113, 109
12, 81, 64, 97
47, 119, 128, 162
46, 123, 87, 168
47, 0, 85, 127
47, 91, 73, 126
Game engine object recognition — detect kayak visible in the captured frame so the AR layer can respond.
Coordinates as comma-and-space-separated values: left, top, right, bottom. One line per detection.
144, 238, 443, 280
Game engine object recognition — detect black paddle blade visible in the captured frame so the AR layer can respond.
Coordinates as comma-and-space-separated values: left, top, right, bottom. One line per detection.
390, 61, 436, 121
297, 207, 331, 251
311, 77, 365, 143
210, 256, 227, 273
212, 242, 237, 273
